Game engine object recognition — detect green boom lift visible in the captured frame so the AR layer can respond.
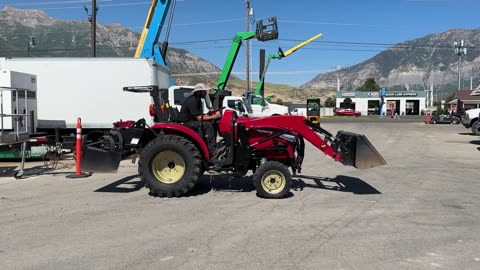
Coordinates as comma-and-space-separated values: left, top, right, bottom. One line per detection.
247, 33, 323, 106
211, 17, 279, 109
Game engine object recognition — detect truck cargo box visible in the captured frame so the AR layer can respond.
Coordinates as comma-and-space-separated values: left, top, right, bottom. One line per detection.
0, 57, 170, 128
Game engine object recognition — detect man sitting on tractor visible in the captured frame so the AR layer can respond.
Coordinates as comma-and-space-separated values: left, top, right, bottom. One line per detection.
180, 83, 221, 155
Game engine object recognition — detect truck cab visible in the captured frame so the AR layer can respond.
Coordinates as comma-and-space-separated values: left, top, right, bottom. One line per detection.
290, 108, 307, 116
167, 85, 250, 116
463, 108, 480, 135
245, 93, 289, 116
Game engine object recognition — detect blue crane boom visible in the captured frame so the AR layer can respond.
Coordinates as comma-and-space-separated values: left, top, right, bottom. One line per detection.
135, 0, 175, 67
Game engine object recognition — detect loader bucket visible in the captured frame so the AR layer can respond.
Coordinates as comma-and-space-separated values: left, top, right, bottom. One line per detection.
335, 131, 386, 169
80, 146, 122, 173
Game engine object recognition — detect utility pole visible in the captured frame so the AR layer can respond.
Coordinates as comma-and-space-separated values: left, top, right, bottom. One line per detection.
91, 0, 97, 57
84, 1, 98, 57
454, 40, 467, 90
244, 0, 251, 90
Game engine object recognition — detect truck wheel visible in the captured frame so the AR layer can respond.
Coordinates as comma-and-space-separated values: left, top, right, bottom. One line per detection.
472, 121, 480, 135
253, 161, 291, 199
139, 135, 202, 197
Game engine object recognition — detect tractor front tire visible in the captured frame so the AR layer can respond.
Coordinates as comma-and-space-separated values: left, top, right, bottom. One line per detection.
472, 121, 480, 135
139, 135, 202, 197
253, 161, 292, 199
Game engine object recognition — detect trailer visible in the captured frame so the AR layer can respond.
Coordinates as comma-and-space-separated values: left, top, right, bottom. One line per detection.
0, 71, 39, 159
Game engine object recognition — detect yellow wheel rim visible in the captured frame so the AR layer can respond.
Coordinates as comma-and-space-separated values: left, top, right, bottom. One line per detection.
261, 170, 286, 194
152, 151, 185, 184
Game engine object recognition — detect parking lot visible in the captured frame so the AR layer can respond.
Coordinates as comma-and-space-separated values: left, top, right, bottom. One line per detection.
1, 121, 479, 270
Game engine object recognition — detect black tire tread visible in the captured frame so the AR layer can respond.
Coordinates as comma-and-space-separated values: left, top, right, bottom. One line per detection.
138, 135, 202, 197
253, 161, 292, 199
472, 121, 480, 135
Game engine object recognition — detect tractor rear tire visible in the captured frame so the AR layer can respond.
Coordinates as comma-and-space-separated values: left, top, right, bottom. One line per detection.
253, 161, 292, 199
139, 135, 202, 197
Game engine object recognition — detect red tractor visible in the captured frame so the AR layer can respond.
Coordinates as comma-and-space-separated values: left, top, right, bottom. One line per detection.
81, 86, 386, 199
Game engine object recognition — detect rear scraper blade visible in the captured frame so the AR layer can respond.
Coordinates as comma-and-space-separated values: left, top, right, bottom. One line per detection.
81, 145, 122, 173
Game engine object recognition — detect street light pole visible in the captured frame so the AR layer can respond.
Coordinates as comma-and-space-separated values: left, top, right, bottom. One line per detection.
454, 40, 467, 90
27, 37, 36, 57
334, 65, 346, 92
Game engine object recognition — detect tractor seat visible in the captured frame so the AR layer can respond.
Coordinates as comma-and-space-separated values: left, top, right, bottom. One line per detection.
167, 107, 184, 123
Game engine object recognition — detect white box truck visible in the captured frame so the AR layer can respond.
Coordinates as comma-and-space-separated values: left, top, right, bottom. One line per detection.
0, 57, 170, 129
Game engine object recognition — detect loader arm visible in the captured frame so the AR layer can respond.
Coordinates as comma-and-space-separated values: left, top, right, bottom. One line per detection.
237, 115, 386, 169
239, 115, 339, 159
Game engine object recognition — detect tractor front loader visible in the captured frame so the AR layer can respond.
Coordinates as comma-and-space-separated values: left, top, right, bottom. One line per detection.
81, 85, 386, 199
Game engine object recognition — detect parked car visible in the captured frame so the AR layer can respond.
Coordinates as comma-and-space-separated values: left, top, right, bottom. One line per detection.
335, 108, 361, 117
367, 108, 380, 115
429, 111, 461, 124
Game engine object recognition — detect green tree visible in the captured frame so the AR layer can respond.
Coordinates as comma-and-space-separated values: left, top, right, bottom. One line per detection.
444, 92, 455, 103
357, 77, 381, 92
324, 96, 336, 107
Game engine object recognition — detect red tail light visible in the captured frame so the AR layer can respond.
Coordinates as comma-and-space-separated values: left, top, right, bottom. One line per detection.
149, 104, 155, 116
149, 104, 166, 116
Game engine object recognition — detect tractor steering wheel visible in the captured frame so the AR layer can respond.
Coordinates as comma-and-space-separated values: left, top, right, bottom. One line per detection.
206, 107, 223, 129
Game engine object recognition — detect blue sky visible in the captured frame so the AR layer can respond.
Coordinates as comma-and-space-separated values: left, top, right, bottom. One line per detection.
1, 0, 480, 87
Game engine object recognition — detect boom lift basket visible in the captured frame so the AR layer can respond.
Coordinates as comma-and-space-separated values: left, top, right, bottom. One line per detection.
256, 17, 279, 41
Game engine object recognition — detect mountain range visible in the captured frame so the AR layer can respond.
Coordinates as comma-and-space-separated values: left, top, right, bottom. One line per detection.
1, 6, 479, 102
302, 29, 480, 99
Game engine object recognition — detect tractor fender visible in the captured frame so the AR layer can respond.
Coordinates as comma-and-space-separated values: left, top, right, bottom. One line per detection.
149, 123, 210, 160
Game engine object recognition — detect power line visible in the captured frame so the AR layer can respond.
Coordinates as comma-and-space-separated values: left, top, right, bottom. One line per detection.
2, 1, 152, 10
1, 1, 112, 6
2, 33, 479, 51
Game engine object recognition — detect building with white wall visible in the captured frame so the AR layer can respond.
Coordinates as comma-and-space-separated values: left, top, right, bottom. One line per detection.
336, 91, 427, 115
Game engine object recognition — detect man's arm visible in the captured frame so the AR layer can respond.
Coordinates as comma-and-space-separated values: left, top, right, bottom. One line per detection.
195, 111, 221, 121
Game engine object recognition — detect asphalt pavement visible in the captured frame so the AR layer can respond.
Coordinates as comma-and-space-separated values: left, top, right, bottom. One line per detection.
1, 121, 479, 270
